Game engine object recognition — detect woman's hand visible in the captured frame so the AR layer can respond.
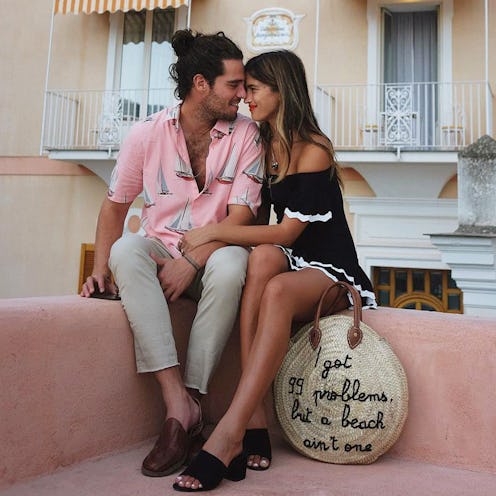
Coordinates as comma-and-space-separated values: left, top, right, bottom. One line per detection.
180, 224, 218, 253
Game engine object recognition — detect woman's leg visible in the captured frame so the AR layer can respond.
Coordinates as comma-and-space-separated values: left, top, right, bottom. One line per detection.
175, 269, 349, 490
240, 245, 288, 368
238, 245, 288, 469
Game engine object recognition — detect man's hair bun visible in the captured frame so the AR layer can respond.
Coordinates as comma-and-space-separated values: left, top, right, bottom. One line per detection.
171, 29, 196, 57
169, 29, 243, 101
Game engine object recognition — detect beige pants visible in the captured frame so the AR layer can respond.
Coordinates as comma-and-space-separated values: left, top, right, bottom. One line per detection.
109, 234, 248, 394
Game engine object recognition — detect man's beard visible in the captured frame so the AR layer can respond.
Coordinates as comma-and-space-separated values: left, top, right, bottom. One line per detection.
202, 92, 238, 122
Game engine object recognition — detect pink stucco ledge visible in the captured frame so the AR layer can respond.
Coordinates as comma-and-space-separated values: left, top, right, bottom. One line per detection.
0, 296, 495, 489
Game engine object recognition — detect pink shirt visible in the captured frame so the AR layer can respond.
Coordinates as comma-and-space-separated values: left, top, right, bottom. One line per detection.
108, 104, 264, 257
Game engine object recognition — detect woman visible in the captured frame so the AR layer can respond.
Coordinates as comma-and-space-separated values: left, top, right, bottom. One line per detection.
173, 50, 376, 492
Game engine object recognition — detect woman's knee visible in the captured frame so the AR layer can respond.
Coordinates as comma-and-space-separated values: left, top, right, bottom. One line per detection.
247, 245, 286, 280
261, 274, 289, 305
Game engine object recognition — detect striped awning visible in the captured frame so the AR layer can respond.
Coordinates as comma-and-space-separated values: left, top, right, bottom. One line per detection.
55, 0, 188, 14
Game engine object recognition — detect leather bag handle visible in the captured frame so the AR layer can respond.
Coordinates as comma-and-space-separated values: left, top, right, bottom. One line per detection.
308, 281, 363, 351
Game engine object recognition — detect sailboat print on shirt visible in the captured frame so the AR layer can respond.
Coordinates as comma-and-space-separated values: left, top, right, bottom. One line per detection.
243, 158, 264, 183
157, 161, 172, 195
201, 172, 214, 195
165, 198, 192, 233
234, 187, 254, 210
217, 144, 238, 183
175, 154, 194, 179
143, 183, 155, 208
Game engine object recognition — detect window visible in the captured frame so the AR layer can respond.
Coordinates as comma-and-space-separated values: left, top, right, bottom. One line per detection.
107, 7, 185, 121
382, 7, 438, 146
383, 9, 438, 85
373, 267, 463, 313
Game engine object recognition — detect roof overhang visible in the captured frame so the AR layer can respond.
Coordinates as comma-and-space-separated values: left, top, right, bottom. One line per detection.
54, 0, 189, 15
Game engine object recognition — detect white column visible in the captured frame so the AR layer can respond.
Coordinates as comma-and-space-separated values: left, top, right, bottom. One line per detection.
430, 234, 496, 317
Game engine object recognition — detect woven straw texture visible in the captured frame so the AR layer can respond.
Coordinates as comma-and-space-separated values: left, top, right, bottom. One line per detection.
274, 313, 408, 464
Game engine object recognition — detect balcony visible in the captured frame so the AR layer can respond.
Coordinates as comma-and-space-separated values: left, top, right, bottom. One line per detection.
314, 81, 493, 152
42, 88, 177, 153
40, 82, 493, 171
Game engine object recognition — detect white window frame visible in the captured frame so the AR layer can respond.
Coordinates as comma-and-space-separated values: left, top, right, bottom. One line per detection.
104, 6, 188, 93
366, 0, 453, 124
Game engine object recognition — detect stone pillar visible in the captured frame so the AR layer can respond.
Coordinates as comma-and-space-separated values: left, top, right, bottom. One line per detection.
458, 135, 496, 231
430, 135, 496, 317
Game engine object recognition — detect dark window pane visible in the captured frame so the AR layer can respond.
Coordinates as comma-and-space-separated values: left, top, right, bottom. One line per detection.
378, 268, 390, 285
448, 294, 461, 310
403, 303, 415, 310
123, 10, 145, 45
378, 290, 390, 306
152, 8, 175, 44
421, 303, 436, 311
413, 271, 425, 291
121, 11, 146, 92
395, 271, 407, 297
430, 271, 442, 299
447, 275, 458, 289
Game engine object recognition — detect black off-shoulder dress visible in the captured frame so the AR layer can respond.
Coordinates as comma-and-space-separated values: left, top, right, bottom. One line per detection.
268, 168, 377, 308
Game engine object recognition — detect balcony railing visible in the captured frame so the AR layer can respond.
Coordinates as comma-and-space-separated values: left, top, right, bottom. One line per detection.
42, 82, 493, 153
42, 88, 177, 152
315, 81, 493, 151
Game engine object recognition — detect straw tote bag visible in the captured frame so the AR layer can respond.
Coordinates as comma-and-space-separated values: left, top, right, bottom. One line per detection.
274, 281, 408, 464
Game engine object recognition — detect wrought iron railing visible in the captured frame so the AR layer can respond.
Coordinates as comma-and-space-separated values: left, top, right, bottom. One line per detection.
314, 81, 493, 150
42, 82, 493, 152
42, 88, 177, 151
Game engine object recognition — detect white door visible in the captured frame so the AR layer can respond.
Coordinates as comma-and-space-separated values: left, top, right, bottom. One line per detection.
382, 8, 438, 147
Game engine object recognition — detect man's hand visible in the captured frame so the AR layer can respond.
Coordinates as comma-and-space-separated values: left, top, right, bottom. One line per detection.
150, 253, 198, 302
80, 198, 130, 299
81, 272, 118, 298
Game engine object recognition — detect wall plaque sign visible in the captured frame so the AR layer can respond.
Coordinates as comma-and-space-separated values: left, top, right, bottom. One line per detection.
244, 8, 305, 52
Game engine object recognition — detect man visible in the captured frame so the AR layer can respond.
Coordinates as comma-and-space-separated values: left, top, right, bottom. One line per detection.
81, 29, 263, 477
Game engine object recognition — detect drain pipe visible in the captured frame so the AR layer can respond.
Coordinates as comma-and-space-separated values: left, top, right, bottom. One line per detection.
187, 0, 192, 29
484, 0, 492, 135
40, 0, 56, 156
313, 0, 320, 109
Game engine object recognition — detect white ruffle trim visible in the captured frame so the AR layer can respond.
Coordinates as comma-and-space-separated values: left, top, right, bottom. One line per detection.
284, 208, 332, 223
277, 246, 377, 309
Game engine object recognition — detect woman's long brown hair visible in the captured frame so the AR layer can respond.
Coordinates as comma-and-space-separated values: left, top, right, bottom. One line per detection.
245, 50, 341, 184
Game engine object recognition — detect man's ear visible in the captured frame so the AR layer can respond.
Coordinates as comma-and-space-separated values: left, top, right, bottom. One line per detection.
192, 74, 210, 93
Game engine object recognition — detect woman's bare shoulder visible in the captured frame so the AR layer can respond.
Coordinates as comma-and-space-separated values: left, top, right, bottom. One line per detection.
295, 140, 331, 173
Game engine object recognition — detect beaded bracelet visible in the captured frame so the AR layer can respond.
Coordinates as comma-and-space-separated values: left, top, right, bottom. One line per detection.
183, 253, 201, 272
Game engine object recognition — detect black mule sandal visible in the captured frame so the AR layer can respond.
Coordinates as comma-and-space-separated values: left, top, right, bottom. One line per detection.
173, 449, 246, 492
243, 428, 272, 471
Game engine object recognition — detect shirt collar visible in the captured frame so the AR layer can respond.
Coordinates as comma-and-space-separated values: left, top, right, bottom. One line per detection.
212, 119, 236, 138
163, 103, 181, 131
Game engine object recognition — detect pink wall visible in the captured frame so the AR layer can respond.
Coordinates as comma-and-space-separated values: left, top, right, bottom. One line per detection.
361, 308, 496, 474
0, 296, 495, 488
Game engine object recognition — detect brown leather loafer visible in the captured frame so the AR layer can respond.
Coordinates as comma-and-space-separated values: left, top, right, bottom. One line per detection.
142, 398, 204, 477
